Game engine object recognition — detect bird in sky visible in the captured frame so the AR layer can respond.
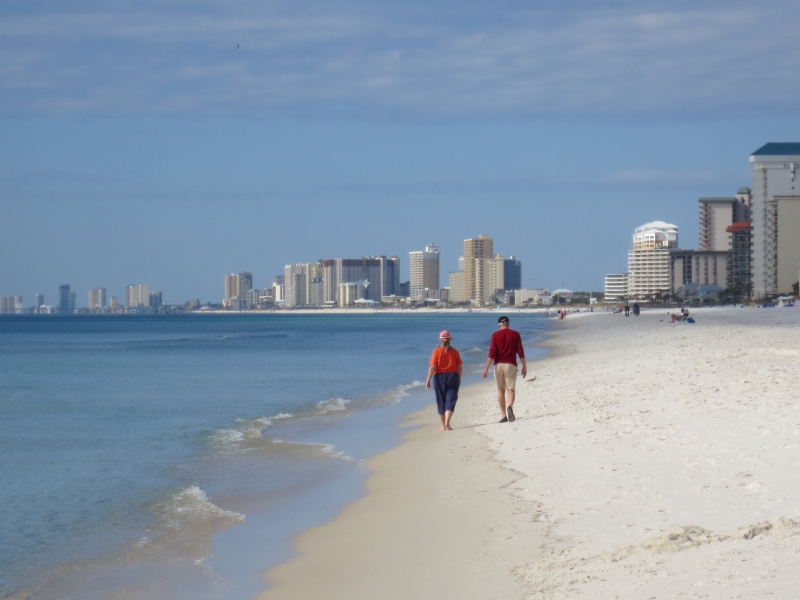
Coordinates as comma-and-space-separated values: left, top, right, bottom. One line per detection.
237, 44, 240, 49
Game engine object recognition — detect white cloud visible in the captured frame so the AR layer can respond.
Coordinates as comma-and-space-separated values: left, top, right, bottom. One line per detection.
1, 1, 799, 117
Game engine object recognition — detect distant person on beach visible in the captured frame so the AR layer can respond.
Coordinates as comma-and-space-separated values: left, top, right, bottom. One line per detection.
624, 304, 630, 316
670, 308, 687, 322
633, 303, 640, 316
482, 316, 527, 423
425, 330, 462, 431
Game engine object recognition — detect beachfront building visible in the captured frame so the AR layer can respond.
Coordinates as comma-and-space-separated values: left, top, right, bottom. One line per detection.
272, 275, 285, 304
338, 281, 369, 307
750, 143, 800, 297
699, 190, 751, 252
514, 288, 552, 306
58, 284, 70, 314
149, 291, 163, 308
88, 287, 106, 310
604, 273, 629, 302
448, 271, 466, 303
463, 235, 493, 305
670, 250, 730, 293
0, 296, 23, 314
224, 272, 252, 309
323, 256, 400, 305
126, 284, 150, 307
627, 221, 678, 300
475, 254, 507, 305
409, 245, 440, 300
727, 221, 753, 298
284, 264, 307, 308
503, 256, 522, 291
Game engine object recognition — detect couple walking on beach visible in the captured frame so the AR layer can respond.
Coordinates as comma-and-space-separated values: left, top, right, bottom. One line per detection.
425, 316, 527, 430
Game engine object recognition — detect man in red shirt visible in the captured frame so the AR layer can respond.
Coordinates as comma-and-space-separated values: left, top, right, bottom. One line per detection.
482, 316, 527, 423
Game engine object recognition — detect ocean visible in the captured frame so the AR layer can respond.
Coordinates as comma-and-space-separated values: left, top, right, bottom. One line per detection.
0, 312, 548, 599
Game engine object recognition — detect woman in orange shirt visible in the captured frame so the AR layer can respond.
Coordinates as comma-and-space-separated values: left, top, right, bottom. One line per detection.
425, 330, 463, 431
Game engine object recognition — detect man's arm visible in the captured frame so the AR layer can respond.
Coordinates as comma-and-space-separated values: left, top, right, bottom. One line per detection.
482, 356, 493, 378
520, 357, 527, 379
516, 332, 527, 378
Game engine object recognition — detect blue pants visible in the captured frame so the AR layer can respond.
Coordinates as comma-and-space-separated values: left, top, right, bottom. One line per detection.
433, 372, 460, 415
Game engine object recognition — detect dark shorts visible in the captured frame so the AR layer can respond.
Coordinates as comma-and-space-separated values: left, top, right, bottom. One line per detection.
433, 372, 460, 415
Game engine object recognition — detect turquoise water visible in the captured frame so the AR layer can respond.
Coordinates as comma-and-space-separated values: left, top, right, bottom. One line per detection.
0, 313, 548, 599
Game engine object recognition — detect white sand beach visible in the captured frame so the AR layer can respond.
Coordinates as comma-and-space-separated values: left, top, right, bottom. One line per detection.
260, 307, 800, 599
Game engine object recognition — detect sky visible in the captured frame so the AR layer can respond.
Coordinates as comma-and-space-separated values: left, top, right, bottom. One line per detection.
3, 0, 800, 304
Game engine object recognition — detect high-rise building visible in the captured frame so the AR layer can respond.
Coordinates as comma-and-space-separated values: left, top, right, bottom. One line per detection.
88, 288, 107, 310
284, 264, 307, 308
111, 296, 119, 309
0, 297, 13, 314
224, 272, 252, 308
35, 294, 44, 307
272, 275, 285, 303
475, 254, 505, 305
68, 292, 76, 313
304, 262, 324, 307
149, 291, 163, 308
670, 250, 729, 292
381, 256, 401, 298
750, 143, 800, 297
727, 221, 753, 297
503, 256, 522, 290
338, 281, 369, 307
409, 245, 440, 299
58, 284, 71, 314
698, 191, 751, 252
322, 257, 397, 304
126, 285, 150, 307
604, 274, 629, 301
448, 271, 466, 303
627, 221, 678, 299
463, 235, 493, 304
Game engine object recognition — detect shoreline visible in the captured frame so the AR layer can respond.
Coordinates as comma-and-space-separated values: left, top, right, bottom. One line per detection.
258, 379, 546, 599
258, 306, 800, 598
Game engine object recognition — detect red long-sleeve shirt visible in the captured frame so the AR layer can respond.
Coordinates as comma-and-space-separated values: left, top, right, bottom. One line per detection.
488, 328, 525, 366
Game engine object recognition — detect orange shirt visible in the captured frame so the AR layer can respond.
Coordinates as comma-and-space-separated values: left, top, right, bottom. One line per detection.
429, 346, 462, 374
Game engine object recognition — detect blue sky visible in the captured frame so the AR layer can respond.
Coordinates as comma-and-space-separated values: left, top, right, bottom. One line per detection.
2, 0, 800, 303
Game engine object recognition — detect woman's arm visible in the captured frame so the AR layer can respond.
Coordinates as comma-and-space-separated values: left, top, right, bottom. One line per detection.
425, 363, 436, 389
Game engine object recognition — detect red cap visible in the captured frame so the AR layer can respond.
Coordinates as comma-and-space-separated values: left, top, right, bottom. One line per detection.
439, 330, 452, 339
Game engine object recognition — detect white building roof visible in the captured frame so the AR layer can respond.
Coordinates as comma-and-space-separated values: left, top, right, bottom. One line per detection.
634, 221, 678, 233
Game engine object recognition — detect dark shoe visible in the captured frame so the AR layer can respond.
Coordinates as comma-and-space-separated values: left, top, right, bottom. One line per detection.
499, 417, 508, 423
507, 406, 515, 422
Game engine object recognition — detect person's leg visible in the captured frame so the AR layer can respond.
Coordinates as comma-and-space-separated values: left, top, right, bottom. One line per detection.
507, 388, 515, 408
497, 387, 507, 419
444, 410, 454, 430
444, 374, 458, 430
439, 413, 446, 430
433, 374, 446, 431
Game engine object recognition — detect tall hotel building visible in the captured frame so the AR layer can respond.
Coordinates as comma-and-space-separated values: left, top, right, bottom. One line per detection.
750, 143, 800, 297
627, 221, 678, 298
127, 285, 150, 307
88, 288, 107, 310
224, 272, 253, 308
463, 235, 493, 305
409, 245, 440, 299
322, 256, 400, 304
59, 284, 71, 314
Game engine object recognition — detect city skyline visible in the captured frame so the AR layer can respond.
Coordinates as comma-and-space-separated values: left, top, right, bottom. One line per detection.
4, 2, 800, 302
